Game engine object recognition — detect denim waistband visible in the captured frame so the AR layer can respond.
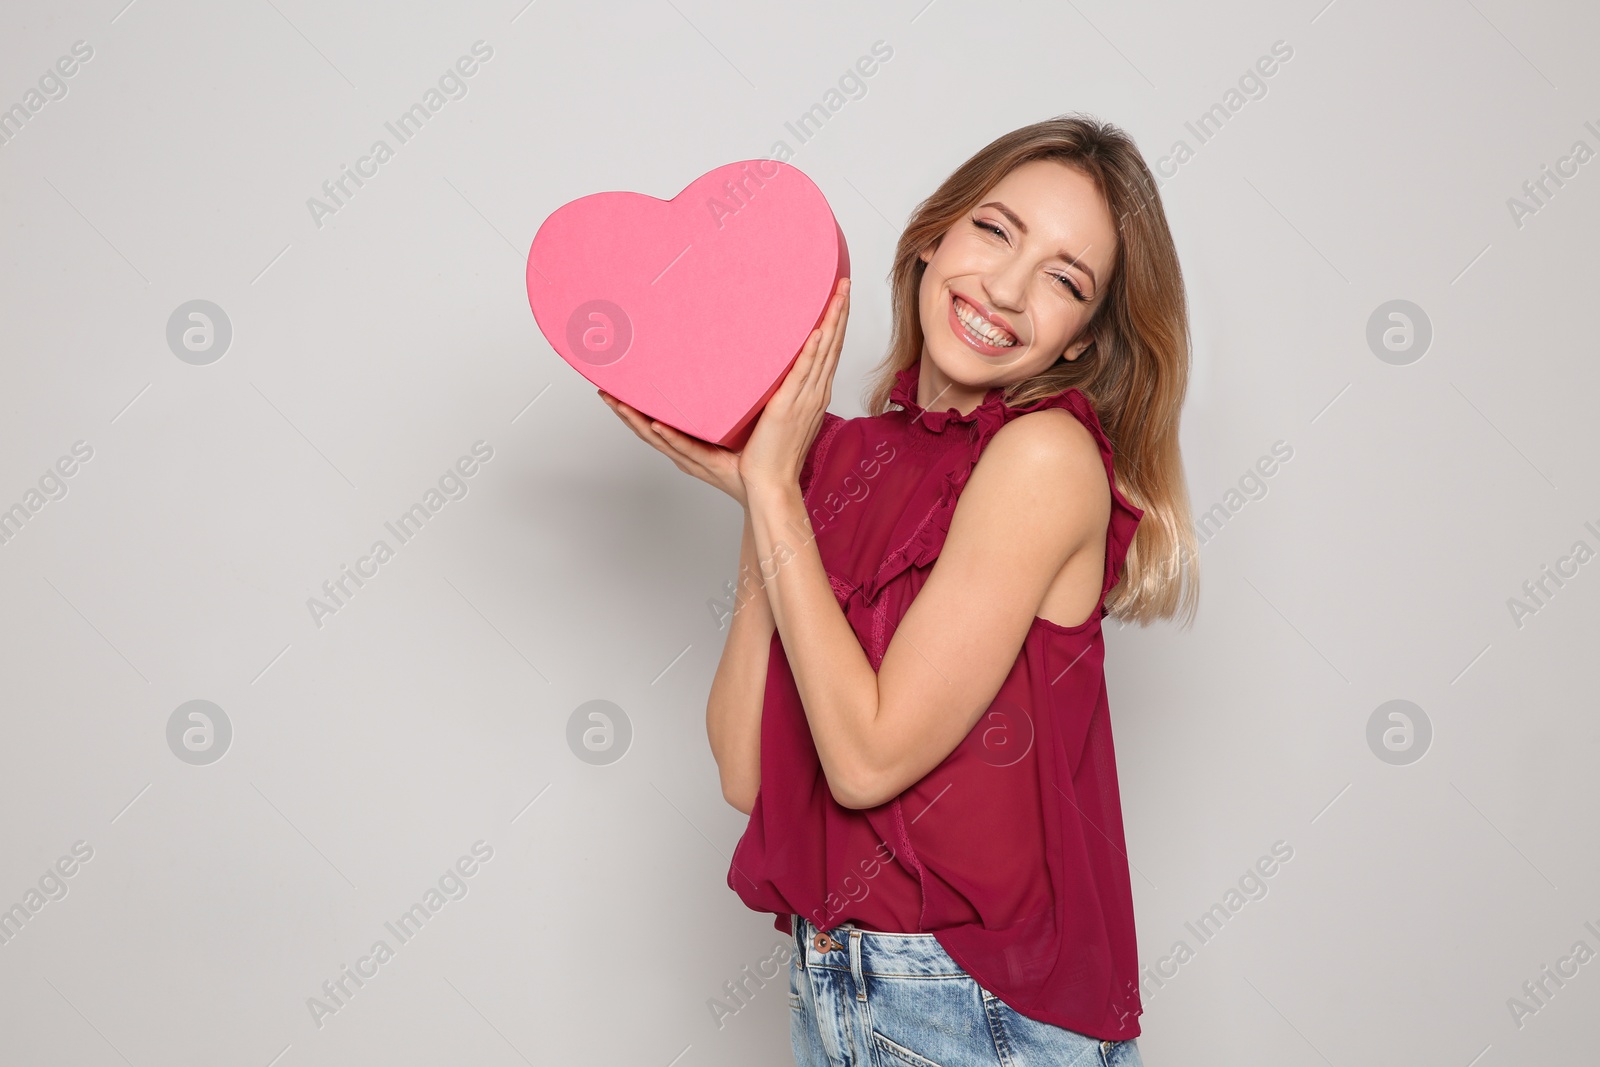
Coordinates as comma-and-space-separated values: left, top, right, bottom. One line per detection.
791, 914, 968, 978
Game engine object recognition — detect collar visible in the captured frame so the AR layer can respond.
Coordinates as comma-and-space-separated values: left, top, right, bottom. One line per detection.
889, 361, 1010, 434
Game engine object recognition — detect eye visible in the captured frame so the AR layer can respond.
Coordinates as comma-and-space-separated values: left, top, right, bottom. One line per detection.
970, 218, 1088, 302
1051, 273, 1087, 301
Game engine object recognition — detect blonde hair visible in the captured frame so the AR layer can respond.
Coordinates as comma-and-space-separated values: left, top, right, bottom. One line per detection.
863, 112, 1198, 626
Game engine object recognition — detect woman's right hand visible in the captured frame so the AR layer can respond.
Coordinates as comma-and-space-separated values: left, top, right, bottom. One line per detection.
599, 389, 750, 508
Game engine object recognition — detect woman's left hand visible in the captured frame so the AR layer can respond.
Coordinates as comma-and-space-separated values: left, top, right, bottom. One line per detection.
738, 276, 850, 498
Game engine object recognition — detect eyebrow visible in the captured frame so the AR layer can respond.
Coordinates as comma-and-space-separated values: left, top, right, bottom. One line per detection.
977, 201, 1098, 290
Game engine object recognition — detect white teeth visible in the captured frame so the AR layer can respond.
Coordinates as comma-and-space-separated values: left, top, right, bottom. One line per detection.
954, 297, 1016, 347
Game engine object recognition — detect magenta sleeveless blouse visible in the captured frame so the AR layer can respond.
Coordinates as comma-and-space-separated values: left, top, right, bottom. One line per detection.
727, 358, 1146, 1041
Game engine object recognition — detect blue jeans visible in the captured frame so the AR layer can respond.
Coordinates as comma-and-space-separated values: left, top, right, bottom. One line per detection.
788, 914, 1144, 1067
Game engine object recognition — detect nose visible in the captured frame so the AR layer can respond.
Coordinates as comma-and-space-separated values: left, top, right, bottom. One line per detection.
981, 254, 1030, 314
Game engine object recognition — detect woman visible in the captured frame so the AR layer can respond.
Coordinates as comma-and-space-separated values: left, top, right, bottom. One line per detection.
602, 114, 1196, 1066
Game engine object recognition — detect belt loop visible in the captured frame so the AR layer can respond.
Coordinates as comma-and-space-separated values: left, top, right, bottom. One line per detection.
849, 928, 866, 1002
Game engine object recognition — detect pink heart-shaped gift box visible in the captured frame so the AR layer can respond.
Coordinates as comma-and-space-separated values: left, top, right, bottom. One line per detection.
526, 160, 850, 450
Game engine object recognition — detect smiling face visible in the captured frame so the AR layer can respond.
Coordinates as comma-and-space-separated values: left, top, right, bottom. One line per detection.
915, 158, 1118, 409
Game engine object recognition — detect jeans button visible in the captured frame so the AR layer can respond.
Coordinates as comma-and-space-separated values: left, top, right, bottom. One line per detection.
812, 931, 840, 952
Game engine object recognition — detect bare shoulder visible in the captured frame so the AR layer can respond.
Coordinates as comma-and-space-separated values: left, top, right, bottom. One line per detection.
978, 409, 1110, 502
954, 408, 1110, 553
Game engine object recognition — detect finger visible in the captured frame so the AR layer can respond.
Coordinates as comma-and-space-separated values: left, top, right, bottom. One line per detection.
609, 400, 687, 460
639, 421, 709, 477
650, 420, 711, 465
656, 435, 724, 485
779, 323, 823, 406
812, 286, 846, 377
604, 390, 729, 487
605, 396, 652, 439
799, 287, 845, 390
798, 283, 847, 384
826, 285, 849, 362
601, 389, 643, 422
806, 283, 848, 404
612, 397, 660, 438
825, 292, 851, 399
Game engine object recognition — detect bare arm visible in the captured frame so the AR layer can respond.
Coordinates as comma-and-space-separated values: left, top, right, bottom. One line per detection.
596, 282, 850, 815
748, 408, 1108, 809
706, 507, 776, 814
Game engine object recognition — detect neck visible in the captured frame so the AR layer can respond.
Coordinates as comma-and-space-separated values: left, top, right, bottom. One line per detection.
918, 359, 993, 416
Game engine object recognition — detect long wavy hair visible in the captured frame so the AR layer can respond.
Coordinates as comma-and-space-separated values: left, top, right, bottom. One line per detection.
863, 113, 1198, 626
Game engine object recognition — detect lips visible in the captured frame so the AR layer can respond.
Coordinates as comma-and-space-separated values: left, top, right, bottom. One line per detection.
951, 291, 1017, 341
947, 291, 1020, 356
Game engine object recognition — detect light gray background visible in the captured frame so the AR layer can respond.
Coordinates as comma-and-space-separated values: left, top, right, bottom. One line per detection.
2, 0, 1597, 1064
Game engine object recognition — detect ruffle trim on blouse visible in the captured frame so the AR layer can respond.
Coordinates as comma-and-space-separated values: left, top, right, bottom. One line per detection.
863, 361, 1145, 608
888, 361, 1010, 436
